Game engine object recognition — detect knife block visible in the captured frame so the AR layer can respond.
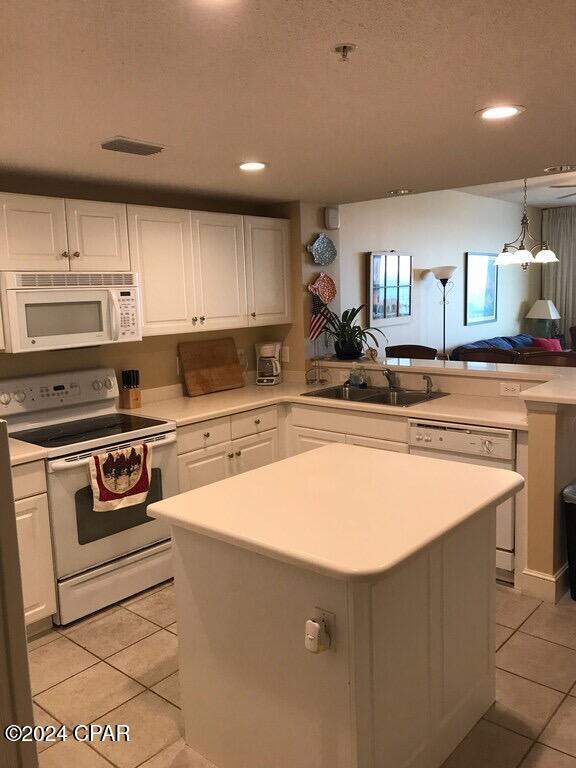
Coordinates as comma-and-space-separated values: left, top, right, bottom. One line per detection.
120, 388, 141, 410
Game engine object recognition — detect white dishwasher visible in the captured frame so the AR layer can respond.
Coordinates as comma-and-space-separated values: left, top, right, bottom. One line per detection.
408, 419, 516, 582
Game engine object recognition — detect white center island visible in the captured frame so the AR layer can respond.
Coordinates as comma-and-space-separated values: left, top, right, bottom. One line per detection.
149, 444, 523, 768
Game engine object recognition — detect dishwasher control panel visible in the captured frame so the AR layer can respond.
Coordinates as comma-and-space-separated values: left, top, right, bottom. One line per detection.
408, 420, 515, 460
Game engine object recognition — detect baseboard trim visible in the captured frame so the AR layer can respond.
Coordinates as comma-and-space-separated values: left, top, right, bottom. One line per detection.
518, 563, 569, 603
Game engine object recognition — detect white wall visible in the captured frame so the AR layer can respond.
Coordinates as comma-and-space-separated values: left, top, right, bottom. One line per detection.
338, 190, 540, 353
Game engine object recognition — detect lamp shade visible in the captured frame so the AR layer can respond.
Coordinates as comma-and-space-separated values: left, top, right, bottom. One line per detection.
534, 249, 559, 264
526, 299, 561, 320
430, 266, 457, 281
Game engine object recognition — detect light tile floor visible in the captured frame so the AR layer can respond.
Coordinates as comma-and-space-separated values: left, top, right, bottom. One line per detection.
28, 581, 576, 768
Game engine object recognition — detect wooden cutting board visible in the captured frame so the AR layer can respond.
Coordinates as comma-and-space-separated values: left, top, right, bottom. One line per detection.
178, 338, 245, 397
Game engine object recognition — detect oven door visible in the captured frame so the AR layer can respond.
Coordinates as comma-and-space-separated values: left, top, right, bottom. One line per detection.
5, 287, 118, 352
47, 432, 178, 579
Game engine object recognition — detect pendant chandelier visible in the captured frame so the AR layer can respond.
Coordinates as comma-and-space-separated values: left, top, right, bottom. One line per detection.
495, 178, 559, 270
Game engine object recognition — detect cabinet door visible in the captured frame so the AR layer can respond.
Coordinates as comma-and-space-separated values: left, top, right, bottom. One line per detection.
66, 199, 130, 271
290, 426, 346, 455
192, 212, 247, 330
15, 494, 57, 625
233, 429, 278, 475
345, 434, 409, 453
178, 443, 233, 492
0, 193, 68, 271
244, 217, 291, 326
128, 206, 196, 336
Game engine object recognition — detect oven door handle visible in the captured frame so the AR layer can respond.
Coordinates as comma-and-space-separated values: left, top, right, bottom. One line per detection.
48, 433, 177, 472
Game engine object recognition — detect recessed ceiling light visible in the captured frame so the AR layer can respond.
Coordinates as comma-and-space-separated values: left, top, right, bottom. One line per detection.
385, 189, 413, 197
477, 105, 526, 120
544, 165, 576, 174
239, 161, 267, 172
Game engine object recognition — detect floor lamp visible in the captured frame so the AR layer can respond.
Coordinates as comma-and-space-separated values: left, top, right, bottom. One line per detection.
431, 266, 457, 360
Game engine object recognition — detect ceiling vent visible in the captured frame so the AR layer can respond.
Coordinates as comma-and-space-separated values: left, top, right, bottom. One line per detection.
100, 137, 163, 156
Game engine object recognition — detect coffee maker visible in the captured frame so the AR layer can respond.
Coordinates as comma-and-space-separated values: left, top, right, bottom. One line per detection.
256, 342, 282, 386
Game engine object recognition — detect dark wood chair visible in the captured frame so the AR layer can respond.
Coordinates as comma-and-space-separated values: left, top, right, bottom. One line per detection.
570, 326, 576, 351
385, 345, 437, 360
521, 351, 576, 367
458, 348, 519, 364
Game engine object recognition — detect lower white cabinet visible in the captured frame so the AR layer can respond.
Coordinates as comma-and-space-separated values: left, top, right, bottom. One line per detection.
178, 429, 278, 492
291, 426, 346, 454
15, 493, 57, 625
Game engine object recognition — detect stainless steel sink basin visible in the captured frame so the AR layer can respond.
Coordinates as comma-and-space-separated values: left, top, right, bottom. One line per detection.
301, 385, 447, 407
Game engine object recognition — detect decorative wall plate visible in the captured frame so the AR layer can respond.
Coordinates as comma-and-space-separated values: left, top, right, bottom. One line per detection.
307, 233, 337, 265
308, 272, 337, 305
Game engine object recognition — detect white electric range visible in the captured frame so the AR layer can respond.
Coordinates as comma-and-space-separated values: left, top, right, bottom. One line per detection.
2, 367, 177, 624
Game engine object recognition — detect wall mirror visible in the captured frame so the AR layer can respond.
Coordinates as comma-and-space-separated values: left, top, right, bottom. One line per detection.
366, 250, 412, 327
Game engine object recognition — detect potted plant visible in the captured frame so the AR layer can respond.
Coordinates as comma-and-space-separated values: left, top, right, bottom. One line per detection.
323, 305, 386, 360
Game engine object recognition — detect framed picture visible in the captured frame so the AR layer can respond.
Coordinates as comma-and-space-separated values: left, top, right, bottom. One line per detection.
366, 250, 412, 327
465, 252, 498, 325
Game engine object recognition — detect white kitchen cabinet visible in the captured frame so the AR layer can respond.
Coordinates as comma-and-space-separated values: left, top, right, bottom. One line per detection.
345, 433, 409, 453
66, 199, 130, 271
15, 493, 57, 625
244, 216, 291, 326
192, 212, 248, 330
0, 193, 68, 271
232, 429, 278, 474
291, 426, 346, 454
178, 443, 232, 492
128, 206, 196, 336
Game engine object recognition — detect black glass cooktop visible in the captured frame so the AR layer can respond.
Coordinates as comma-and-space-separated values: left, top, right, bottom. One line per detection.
12, 413, 169, 448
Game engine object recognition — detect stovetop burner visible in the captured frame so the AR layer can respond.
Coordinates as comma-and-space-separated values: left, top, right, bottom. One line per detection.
12, 413, 169, 449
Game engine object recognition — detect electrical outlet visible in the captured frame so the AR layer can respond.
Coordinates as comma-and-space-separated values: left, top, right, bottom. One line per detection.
500, 381, 521, 397
281, 345, 290, 363
314, 606, 336, 648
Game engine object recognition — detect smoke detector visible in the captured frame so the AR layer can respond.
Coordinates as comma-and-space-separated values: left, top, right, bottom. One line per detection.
101, 137, 164, 156
333, 43, 356, 62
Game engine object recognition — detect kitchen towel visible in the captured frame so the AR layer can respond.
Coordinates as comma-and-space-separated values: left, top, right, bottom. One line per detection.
88, 443, 152, 512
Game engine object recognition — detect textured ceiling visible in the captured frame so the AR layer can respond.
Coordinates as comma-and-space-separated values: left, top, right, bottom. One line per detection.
2, 0, 576, 203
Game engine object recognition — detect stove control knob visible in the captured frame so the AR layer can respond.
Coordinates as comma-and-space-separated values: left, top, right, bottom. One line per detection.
103, 377, 113, 390
0, 392, 11, 406
92, 380, 103, 391
14, 390, 26, 403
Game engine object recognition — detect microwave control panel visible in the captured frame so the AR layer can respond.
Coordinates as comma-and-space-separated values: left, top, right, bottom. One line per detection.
117, 289, 139, 339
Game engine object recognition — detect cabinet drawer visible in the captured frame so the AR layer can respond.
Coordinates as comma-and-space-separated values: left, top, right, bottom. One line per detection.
345, 434, 409, 453
290, 405, 408, 443
12, 461, 47, 501
177, 417, 231, 455
231, 406, 278, 439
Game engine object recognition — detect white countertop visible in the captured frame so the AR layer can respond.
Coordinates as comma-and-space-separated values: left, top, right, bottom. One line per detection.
149, 444, 524, 580
8, 438, 47, 467
134, 383, 529, 431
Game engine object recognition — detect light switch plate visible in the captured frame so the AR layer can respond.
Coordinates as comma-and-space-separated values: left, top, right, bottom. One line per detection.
500, 381, 521, 397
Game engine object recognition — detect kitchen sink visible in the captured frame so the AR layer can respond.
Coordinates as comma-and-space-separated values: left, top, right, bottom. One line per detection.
301, 384, 448, 407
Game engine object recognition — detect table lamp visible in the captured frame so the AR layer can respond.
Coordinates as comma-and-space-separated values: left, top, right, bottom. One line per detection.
526, 299, 561, 339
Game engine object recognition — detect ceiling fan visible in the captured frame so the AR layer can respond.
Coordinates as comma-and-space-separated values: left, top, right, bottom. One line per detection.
549, 184, 576, 200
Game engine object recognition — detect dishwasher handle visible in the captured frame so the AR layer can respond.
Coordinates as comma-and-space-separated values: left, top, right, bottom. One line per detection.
48, 433, 177, 472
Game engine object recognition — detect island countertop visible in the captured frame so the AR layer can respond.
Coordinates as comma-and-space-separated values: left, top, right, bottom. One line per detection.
148, 444, 524, 581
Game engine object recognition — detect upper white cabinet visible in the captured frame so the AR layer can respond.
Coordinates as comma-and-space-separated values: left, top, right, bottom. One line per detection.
128, 206, 196, 336
65, 199, 130, 271
0, 194, 69, 271
0, 193, 130, 272
245, 216, 291, 326
192, 212, 248, 330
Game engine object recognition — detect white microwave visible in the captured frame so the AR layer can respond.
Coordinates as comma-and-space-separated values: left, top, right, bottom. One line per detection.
0, 272, 142, 353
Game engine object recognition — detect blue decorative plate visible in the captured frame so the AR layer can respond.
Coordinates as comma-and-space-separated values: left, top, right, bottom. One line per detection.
307, 233, 337, 265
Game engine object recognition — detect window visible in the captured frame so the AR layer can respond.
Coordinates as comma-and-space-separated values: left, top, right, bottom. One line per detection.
367, 251, 412, 327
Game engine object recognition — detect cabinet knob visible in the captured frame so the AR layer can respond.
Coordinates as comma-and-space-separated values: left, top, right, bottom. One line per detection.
251, 312, 256, 318
192, 317, 198, 323
235, 450, 241, 457
61, 250, 70, 259
72, 251, 80, 258
254, 418, 261, 425
203, 432, 210, 438
200, 316, 206, 323
227, 452, 234, 459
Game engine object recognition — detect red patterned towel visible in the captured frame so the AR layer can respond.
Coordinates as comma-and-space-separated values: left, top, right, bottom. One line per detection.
88, 444, 152, 512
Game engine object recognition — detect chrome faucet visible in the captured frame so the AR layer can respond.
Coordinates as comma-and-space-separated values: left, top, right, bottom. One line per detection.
382, 367, 397, 390
422, 375, 434, 396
